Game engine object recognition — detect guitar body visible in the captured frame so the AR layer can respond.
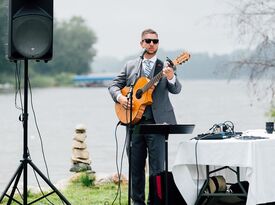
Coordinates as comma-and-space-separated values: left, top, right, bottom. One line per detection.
115, 76, 155, 125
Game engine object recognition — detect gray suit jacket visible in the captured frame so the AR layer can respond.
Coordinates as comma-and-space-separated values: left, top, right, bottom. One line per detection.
108, 57, 182, 124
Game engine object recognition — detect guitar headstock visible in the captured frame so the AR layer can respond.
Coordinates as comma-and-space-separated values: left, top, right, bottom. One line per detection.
169, 52, 191, 67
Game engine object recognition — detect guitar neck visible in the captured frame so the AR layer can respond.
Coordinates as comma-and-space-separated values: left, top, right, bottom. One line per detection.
141, 52, 190, 93
142, 71, 163, 92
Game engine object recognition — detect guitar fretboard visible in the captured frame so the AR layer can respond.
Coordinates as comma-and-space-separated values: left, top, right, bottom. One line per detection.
140, 51, 190, 95
142, 71, 164, 93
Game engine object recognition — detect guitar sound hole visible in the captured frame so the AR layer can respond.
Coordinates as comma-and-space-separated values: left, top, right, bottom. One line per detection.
136, 89, 143, 99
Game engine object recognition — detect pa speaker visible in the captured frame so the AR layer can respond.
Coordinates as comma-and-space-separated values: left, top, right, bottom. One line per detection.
8, 0, 53, 61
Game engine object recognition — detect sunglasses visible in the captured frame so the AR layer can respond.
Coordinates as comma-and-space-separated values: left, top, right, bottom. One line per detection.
143, 39, 159, 44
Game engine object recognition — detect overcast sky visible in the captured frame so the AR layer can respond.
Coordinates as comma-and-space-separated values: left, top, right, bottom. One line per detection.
54, 0, 241, 59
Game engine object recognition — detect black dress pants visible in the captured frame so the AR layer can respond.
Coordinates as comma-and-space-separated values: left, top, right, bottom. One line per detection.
127, 119, 165, 205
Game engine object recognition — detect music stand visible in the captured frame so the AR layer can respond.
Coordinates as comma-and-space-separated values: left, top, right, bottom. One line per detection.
137, 124, 195, 205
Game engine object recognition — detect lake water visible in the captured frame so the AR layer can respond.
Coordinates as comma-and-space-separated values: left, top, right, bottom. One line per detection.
0, 79, 270, 191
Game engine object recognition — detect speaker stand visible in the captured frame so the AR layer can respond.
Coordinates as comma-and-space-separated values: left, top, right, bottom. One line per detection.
0, 59, 71, 205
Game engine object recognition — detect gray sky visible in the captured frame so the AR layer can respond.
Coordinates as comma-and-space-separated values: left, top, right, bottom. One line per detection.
54, 0, 241, 59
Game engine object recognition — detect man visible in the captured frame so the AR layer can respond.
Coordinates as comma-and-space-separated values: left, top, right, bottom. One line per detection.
108, 28, 182, 205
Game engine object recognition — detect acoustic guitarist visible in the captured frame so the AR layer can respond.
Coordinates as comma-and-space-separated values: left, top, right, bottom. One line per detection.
108, 28, 182, 205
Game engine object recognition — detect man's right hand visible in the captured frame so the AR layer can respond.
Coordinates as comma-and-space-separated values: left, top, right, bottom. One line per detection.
118, 95, 132, 110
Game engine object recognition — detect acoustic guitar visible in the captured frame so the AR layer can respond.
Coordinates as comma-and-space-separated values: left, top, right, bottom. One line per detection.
115, 52, 190, 125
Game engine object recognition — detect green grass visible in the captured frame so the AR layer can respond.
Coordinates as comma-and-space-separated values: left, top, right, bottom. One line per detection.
0, 172, 150, 205
63, 182, 129, 205
0, 182, 129, 205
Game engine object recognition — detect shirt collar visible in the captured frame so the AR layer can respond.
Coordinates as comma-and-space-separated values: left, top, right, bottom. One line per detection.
143, 55, 157, 64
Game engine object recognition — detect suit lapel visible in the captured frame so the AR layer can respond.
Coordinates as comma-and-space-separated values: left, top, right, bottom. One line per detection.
133, 58, 142, 77
127, 58, 142, 85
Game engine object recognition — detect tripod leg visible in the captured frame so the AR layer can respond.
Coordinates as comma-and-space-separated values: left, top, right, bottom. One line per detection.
0, 163, 24, 203
23, 160, 28, 205
28, 161, 71, 205
7, 164, 23, 205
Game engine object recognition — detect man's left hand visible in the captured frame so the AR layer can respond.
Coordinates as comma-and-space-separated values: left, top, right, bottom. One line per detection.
163, 66, 174, 80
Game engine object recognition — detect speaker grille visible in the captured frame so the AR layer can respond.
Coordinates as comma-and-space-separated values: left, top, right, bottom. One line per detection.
12, 15, 52, 59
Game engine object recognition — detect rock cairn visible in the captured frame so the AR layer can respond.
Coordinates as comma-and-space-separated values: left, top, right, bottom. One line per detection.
70, 124, 92, 172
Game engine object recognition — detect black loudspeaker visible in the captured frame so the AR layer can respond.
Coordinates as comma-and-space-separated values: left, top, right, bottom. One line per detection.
8, 0, 53, 61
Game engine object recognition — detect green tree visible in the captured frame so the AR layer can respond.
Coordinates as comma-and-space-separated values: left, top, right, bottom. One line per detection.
0, 1, 14, 81
33, 16, 97, 75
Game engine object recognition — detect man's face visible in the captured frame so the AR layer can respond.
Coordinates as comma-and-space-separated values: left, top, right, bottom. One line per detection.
140, 33, 159, 55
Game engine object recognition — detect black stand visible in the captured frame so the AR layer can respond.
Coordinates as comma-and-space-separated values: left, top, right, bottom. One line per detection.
126, 50, 145, 205
0, 60, 71, 205
127, 87, 134, 205
137, 124, 195, 205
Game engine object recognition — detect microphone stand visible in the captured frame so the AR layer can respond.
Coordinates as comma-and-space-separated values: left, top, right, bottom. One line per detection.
127, 49, 146, 205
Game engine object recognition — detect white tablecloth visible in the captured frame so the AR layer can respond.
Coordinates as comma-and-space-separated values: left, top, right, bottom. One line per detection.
172, 130, 275, 205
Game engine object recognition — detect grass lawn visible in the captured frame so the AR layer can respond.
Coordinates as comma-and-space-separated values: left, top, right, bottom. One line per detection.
0, 182, 129, 205
0, 172, 150, 205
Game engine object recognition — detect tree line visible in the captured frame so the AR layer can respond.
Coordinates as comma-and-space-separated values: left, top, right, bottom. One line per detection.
0, 1, 97, 84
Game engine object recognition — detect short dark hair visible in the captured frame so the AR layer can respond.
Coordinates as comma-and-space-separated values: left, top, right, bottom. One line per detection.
141, 28, 158, 39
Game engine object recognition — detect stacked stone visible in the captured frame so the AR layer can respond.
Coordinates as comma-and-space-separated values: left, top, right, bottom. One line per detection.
70, 124, 92, 172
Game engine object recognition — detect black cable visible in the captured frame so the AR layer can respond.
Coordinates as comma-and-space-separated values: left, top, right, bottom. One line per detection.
13, 62, 57, 204
194, 133, 212, 198
28, 78, 65, 205
119, 125, 128, 203
194, 136, 209, 204
223, 121, 235, 133
16, 187, 23, 200
28, 153, 55, 205
28, 75, 58, 204
111, 121, 121, 204
112, 121, 125, 205
14, 61, 24, 114
195, 139, 200, 198
194, 121, 236, 200
28, 77, 51, 180
194, 124, 220, 199
112, 95, 133, 204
